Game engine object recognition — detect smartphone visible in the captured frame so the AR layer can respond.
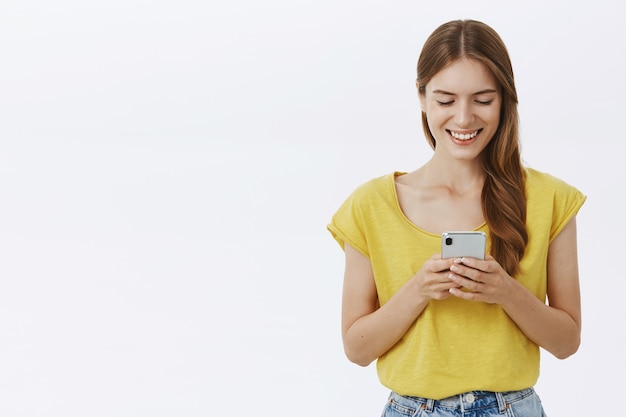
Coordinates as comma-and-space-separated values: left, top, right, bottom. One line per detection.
441, 231, 486, 259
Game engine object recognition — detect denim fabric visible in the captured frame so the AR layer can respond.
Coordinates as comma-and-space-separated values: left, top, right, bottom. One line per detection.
382, 388, 546, 417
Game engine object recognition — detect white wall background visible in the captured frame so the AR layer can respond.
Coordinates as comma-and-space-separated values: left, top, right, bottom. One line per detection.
0, 1, 623, 415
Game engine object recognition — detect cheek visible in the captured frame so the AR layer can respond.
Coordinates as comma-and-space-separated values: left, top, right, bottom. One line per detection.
425, 111, 449, 140
489, 101, 503, 124
478, 107, 501, 127
424, 106, 448, 123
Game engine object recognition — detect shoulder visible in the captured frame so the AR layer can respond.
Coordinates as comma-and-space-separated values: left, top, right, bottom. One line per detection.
525, 167, 583, 197
343, 172, 399, 204
328, 172, 400, 255
331, 172, 401, 227
524, 167, 586, 239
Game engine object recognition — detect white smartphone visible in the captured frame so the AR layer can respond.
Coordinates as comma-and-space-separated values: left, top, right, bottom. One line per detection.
441, 231, 486, 259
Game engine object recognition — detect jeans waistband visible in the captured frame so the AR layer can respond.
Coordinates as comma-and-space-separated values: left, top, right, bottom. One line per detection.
390, 387, 535, 412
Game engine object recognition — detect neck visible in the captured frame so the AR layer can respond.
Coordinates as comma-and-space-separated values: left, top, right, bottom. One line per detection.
424, 155, 485, 195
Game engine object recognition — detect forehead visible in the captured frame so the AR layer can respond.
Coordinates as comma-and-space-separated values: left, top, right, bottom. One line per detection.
426, 58, 498, 94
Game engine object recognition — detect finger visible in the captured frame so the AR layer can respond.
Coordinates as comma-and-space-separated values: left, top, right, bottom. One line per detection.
449, 263, 484, 283
431, 283, 462, 300
431, 257, 455, 273
458, 256, 496, 273
437, 278, 463, 290
456, 256, 481, 270
449, 287, 485, 301
448, 272, 484, 291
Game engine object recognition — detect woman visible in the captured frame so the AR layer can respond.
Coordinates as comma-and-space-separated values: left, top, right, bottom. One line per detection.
327, 20, 585, 416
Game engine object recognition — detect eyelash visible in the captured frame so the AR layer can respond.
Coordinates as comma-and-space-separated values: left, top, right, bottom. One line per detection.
436, 100, 494, 107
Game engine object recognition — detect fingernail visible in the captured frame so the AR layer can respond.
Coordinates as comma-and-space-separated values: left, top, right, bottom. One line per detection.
450, 265, 460, 273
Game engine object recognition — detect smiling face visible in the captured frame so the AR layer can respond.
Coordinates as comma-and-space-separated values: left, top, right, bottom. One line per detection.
419, 58, 502, 162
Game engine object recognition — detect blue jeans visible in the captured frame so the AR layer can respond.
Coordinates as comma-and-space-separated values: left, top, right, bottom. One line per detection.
382, 388, 546, 416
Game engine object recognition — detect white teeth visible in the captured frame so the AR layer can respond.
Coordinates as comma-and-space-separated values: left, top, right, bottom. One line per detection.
450, 130, 478, 141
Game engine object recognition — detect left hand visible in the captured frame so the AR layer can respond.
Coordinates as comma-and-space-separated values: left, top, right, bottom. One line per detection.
447, 255, 515, 304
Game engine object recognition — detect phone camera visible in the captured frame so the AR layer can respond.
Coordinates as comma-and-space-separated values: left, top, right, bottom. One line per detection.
445, 237, 453, 246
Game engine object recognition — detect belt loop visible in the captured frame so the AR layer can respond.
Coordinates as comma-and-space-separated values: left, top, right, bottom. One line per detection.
425, 398, 435, 412
495, 392, 507, 413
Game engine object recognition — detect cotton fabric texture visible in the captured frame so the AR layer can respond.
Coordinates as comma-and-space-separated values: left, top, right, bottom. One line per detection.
327, 168, 585, 399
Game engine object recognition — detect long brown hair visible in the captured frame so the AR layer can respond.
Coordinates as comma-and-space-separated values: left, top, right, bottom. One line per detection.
417, 20, 527, 276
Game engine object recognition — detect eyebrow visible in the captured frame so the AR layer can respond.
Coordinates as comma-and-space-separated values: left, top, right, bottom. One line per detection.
432, 89, 498, 96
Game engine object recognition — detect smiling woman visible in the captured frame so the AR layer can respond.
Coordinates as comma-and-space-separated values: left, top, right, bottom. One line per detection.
419, 58, 502, 160
327, 19, 585, 417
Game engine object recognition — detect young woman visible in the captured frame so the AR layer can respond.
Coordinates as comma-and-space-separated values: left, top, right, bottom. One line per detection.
327, 20, 585, 416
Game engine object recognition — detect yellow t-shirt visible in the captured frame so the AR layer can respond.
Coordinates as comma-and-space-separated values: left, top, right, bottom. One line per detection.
327, 167, 585, 399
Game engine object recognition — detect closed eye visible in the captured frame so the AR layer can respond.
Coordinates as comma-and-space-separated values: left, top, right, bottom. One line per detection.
436, 100, 454, 106
475, 99, 494, 105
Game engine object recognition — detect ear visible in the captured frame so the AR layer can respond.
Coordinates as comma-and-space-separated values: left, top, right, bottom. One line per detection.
416, 80, 426, 111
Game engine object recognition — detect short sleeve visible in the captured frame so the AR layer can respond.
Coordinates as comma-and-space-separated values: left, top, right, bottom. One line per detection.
549, 179, 586, 242
327, 187, 370, 258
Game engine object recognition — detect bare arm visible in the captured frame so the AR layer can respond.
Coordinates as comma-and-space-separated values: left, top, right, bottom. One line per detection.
341, 243, 457, 366
504, 217, 581, 358
448, 217, 582, 359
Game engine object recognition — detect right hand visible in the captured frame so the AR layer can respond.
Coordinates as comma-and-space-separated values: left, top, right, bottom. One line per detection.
410, 254, 460, 301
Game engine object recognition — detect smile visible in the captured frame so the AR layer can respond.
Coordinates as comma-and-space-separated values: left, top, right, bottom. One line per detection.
448, 129, 481, 141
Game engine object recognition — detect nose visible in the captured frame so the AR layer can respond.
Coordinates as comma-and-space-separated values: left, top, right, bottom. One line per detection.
455, 101, 475, 127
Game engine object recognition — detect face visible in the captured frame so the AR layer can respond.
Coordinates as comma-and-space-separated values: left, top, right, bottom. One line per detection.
419, 58, 502, 162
